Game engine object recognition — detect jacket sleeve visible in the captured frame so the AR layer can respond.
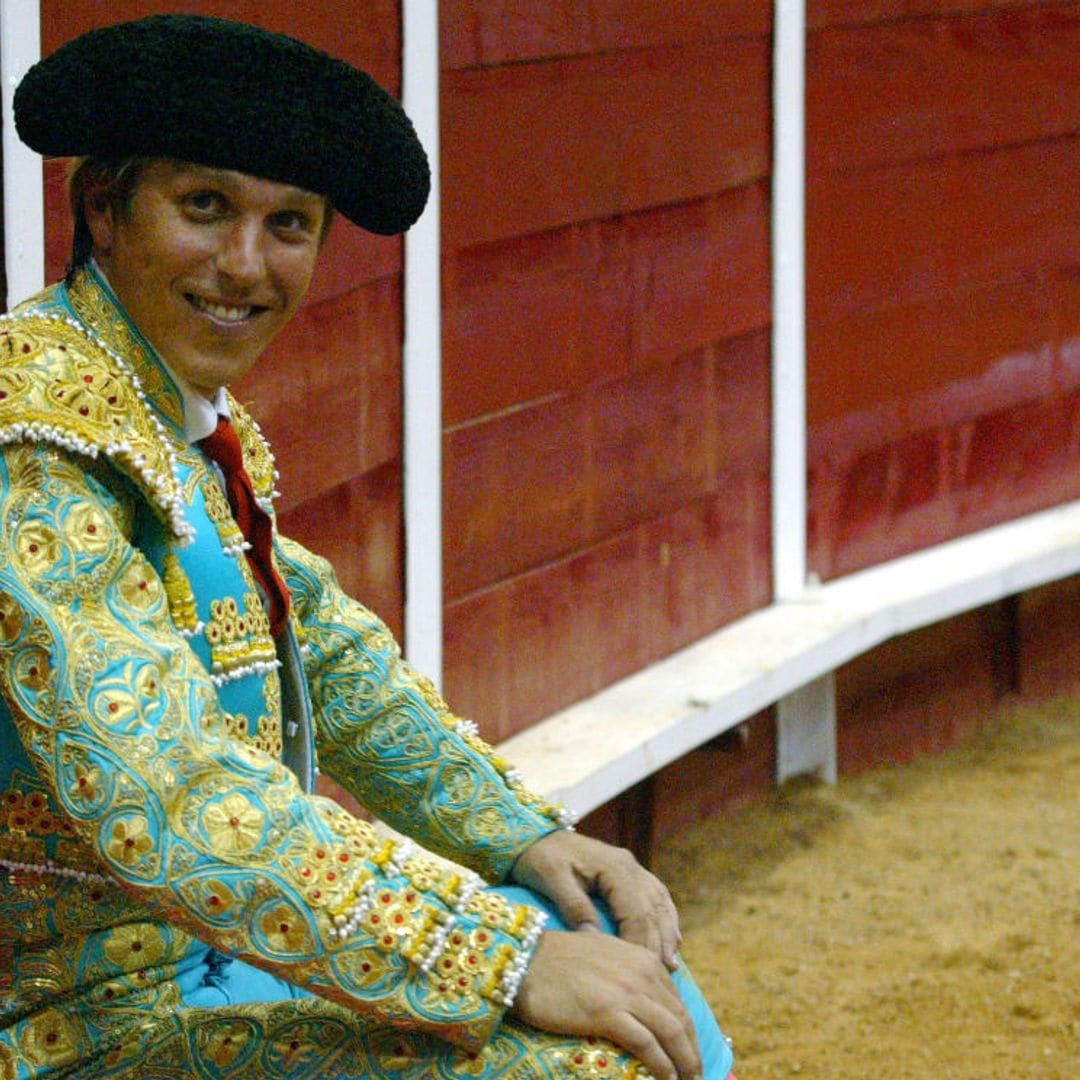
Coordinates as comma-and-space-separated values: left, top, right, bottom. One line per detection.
0, 442, 544, 1051
274, 535, 571, 884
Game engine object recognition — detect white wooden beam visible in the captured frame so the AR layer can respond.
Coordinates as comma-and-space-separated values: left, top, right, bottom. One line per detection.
1, 0, 44, 307
500, 500, 1080, 816
401, 0, 443, 685
771, 0, 808, 603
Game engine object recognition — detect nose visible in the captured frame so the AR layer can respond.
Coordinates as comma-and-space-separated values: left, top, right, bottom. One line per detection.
215, 219, 265, 290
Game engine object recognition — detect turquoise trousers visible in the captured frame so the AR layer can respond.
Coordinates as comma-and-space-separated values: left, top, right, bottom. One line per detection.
172, 885, 735, 1078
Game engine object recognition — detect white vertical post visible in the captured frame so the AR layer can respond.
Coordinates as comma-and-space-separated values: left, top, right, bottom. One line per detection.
1, 0, 44, 307
401, 0, 443, 684
777, 672, 838, 784
773, 4, 836, 782
771, 0, 807, 602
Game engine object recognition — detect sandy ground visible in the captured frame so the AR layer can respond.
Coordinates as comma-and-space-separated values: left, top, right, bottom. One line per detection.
654, 696, 1080, 1079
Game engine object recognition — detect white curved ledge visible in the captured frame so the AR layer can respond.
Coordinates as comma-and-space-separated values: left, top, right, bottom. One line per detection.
498, 498, 1080, 817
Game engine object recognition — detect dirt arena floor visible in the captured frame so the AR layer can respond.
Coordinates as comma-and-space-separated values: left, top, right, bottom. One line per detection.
654, 696, 1080, 1079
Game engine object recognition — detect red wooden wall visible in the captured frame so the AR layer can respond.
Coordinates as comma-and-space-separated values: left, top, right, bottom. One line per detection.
438, 4, 775, 742
805, 2, 1080, 578
32, 2, 1080, 776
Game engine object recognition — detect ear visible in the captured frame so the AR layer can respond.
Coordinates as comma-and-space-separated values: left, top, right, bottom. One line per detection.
82, 186, 116, 256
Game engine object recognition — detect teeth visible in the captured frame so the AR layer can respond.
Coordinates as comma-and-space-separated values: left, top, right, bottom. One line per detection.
190, 295, 252, 322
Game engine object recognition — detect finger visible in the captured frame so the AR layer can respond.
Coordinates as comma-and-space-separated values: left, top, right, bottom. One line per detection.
615, 888, 682, 969
608, 1014, 678, 1080
632, 994, 702, 1080
539, 863, 602, 933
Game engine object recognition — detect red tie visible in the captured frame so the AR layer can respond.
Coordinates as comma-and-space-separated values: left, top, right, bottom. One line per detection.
199, 415, 291, 637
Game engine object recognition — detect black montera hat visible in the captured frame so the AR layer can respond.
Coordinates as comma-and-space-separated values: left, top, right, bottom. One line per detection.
14, 14, 429, 235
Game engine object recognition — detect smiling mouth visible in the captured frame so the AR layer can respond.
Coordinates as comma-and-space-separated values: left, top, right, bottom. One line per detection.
186, 294, 266, 323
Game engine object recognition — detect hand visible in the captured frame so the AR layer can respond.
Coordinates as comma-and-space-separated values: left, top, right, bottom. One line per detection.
510, 830, 682, 970
510, 929, 702, 1080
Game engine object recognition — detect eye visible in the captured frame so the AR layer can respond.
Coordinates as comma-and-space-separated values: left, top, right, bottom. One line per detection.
182, 190, 227, 219
270, 209, 316, 240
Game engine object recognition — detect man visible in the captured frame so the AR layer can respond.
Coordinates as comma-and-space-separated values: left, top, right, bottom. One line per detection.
0, 15, 734, 1079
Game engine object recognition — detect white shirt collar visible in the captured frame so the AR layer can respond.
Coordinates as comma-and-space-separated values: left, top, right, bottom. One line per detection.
175, 379, 229, 444
91, 259, 229, 443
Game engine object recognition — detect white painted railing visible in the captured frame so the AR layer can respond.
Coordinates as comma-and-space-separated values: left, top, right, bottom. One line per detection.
500, 501, 1080, 815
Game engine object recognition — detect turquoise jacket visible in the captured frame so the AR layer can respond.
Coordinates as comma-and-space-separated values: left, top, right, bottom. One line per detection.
0, 267, 574, 1074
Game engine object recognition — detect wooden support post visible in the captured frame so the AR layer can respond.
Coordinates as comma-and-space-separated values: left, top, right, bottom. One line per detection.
777, 672, 837, 785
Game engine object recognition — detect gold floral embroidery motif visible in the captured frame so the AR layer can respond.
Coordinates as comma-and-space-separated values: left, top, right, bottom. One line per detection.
0, 314, 191, 542
224, 711, 283, 758
202, 793, 265, 855
2, 786, 78, 843
228, 395, 278, 502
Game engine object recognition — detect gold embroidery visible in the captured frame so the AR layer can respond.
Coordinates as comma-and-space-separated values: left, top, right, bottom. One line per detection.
223, 710, 283, 757
202, 793, 265, 855
161, 552, 200, 635
18, 1008, 86, 1070
228, 395, 278, 502
200, 472, 246, 555
204, 594, 277, 685
66, 268, 185, 431
0, 314, 192, 542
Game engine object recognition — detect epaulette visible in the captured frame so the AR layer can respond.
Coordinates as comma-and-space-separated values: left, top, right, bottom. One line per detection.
0, 310, 196, 544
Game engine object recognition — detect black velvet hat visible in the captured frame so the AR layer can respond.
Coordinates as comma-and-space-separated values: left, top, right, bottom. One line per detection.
14, 14, 429, 235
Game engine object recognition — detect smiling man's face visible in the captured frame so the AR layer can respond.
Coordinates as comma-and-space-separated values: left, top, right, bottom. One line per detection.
87, 159, 326, 397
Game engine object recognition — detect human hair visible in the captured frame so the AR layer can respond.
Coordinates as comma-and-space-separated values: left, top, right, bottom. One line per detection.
66, 156, 148, 281
65, 156, 336, 283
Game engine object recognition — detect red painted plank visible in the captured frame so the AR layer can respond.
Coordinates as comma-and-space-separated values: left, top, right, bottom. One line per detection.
442, 40, 769, 248
443, 186, 770, 426
440, 584, 513, 743
808, 8, 1080, 173
441, 0, 771, 70
443, 393, 592, 600
501, 529, 647, 732
835, 610, 1001, 772
589, 351, 716, 542
807, 138, 1080, 321
808, 0, 1056, 30
238, 278, 402, 512
808, 392, 1080, 580
42, 160, 69, 286
444, 329, 771, 600
636, 469, 772, 656
956, 393, 1077, 500
306, 222, 402, 307
713, 331, 772, 468
587, 0, 771, 49
627, 184, 771, 368
277, 459, 404, 641
443, 221, 633, 426
1019, 578, 1080, 697
808, 277, 1057, 431
444, 468, 771, 737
